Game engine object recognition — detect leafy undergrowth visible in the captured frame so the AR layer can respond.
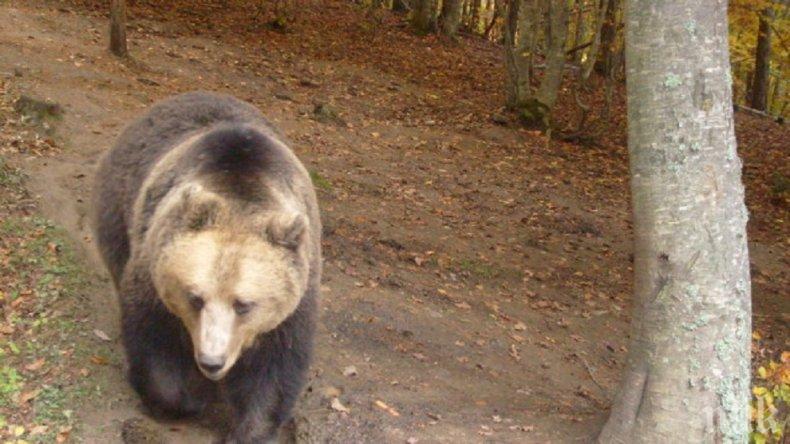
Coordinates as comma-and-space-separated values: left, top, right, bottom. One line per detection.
750, 335, 790, 444
0, 152, 112, 441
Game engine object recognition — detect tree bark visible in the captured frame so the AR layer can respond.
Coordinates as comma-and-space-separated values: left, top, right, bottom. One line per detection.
570, 0, 586, 64
594, 0, 617, 75
109, 0, 128, 57
598, 0, 751, 442
392, 0, 409, 13
750, 7, 773, 111
484, 0, 505, 40
412, 0, 438, 33
581, 0, 608, 80
469, 0, 483, 33
440, 0, 465, 36
535, 0, 570, 110
504, 0, 539, 108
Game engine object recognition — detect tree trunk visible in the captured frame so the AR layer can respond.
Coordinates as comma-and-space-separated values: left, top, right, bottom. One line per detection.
535, 0, 569, 110
412, 0, 438, 33
570, 0, 586, 64
440, 0, 465, 36
594, 0, 617, 75
504, 0, 539, 108
484, 0, 504, 40
109, 0, 128, 57
392, 0, 409, 13
750, 7, 773, 111
581, 0, 608, 80
469, 0, 483, 33
598, 0, 751, 442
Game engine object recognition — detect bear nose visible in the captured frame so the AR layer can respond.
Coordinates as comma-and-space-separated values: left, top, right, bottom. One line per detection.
197, 354, 226, 374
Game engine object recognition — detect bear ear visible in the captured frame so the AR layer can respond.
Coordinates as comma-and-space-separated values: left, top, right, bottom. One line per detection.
185, 201, 217, 231
179, 185, 220, 231
267, 212, 307, 250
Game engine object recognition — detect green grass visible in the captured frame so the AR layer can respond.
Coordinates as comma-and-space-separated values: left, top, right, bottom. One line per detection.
0, 169, 112, 442
310, 169, 333, 191
0, 159, 25, 188
456, 258, 499, 279
0, 367, 24, 407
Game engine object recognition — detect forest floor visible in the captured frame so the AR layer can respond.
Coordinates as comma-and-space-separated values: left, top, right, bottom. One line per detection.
0, 1, 787, 443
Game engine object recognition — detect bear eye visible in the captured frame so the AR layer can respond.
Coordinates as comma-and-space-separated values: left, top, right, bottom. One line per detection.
233, 299, 255, 316
187, 292, 205, 311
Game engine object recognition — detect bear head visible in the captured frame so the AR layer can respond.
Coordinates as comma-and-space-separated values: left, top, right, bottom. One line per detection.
148, 183, 310, 380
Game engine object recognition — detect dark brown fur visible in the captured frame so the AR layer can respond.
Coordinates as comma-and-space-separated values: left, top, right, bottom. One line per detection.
92, 91, 320, 443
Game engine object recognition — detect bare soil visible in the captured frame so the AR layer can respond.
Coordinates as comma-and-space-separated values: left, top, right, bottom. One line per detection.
0, 1, 786, 443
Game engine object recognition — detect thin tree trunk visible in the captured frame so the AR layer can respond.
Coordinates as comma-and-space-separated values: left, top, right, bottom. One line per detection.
750, 7, 773, 111
392, 0, 409, 13
535, 0, 570, 110
504, 0, 539, 108
581, 0, 608, 80
109, 0, 128, 57
484, 0, 504, 40
599, 0, 751, 442
411, 0, 437, 33
440, 0, 465, 36
570, 0, 586, 64
469, 0, 483, 33
594, 0, 616, 75
412, 0, 438, 32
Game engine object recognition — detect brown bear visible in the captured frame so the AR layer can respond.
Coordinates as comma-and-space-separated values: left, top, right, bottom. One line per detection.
92, 91, 321, 443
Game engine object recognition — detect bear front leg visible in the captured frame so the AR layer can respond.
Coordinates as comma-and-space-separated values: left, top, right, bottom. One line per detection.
221, 347, 307, 444
120, 271, 214, 418
221, 303, 314, 444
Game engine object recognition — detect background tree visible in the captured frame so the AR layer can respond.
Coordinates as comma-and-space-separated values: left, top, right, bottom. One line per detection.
750, 6, 774, 111
729, 0, 788, 117
440, 0, 465, 36
412, 0, 438, 32
484, 0, 505, 40
109, 0, 128, 57
504, 0, 570, 127
581, 0, 609, 80
467, 0, 483, 33
599, 0, 751, 442
534, 0, 569, 112
504, 0, 537, 109
594, 0, 618, 75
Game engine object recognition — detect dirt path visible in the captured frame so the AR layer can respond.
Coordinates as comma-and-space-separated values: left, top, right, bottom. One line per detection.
1, 2, 786, 443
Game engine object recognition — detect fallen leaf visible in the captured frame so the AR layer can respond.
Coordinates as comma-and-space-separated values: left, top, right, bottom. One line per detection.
509, 344, 521, 361
56, 426, 72, 443
30, 425, 49, 436
90, 355, 108, 365
330, 397, 350, 413
19, 389, 40, 404
454, 302, 471, 310
25, 358, 46, 371
374, 400, 400, 417
93, 329, 111, 341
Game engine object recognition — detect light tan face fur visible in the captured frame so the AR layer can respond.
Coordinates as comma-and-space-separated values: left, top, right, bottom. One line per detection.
152, 230, 306, 380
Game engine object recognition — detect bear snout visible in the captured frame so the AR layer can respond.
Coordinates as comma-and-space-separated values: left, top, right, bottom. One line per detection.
197, 353, 226, 376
